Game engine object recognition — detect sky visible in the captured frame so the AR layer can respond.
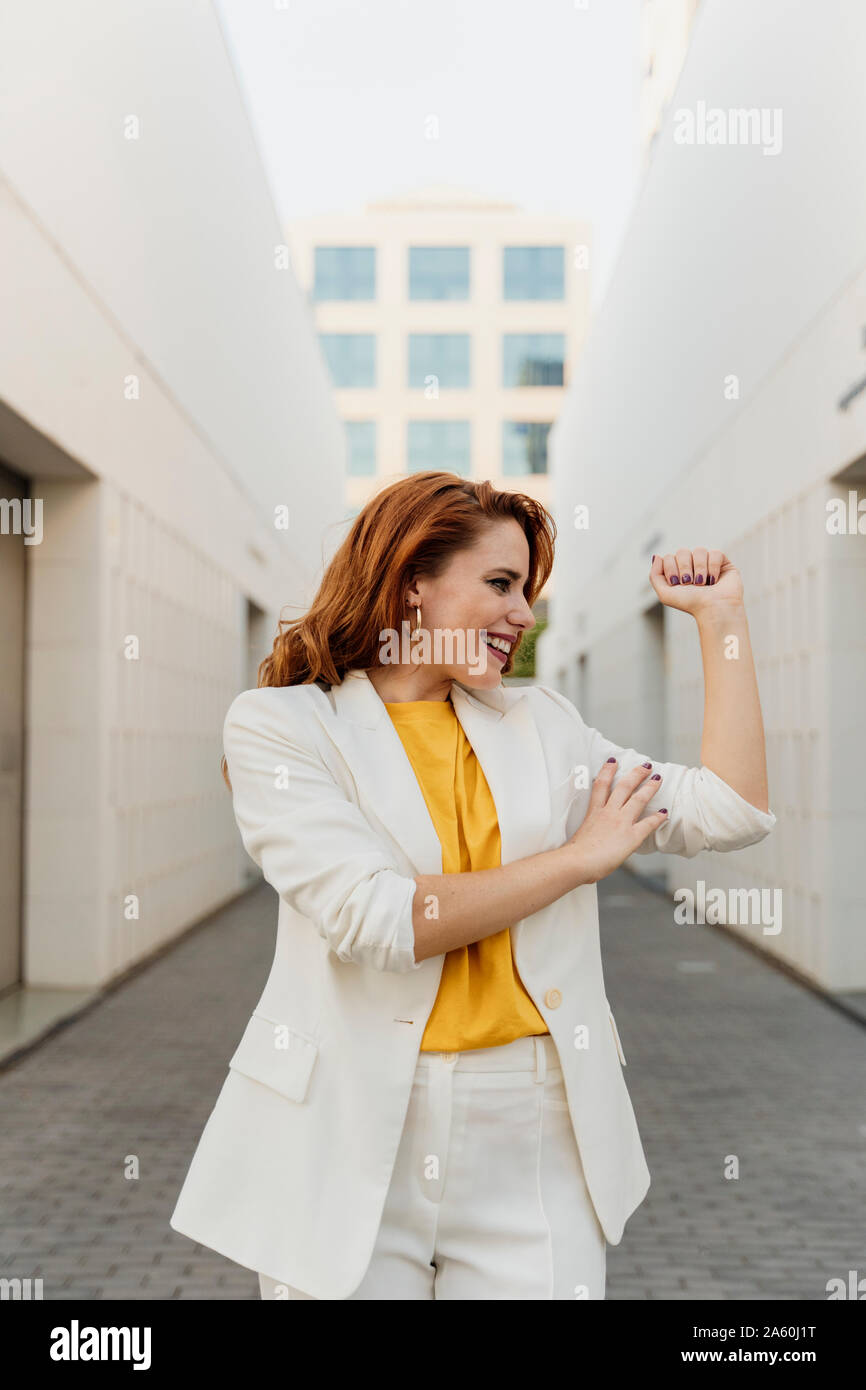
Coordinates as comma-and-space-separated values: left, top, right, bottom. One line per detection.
215, 0, 644, 311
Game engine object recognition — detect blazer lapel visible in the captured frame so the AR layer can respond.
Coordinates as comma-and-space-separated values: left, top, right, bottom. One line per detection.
327, 669, 551, 878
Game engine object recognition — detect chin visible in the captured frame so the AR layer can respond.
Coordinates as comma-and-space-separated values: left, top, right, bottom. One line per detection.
457, 660, 507, 686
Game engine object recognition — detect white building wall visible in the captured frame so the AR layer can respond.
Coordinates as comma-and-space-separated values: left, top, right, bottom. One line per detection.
639, 0, 702, 164
540, 0, 866, 992
0, 0, 346, 1000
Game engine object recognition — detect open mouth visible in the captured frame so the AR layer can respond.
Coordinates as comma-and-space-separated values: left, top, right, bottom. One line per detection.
484, 635, 514, 665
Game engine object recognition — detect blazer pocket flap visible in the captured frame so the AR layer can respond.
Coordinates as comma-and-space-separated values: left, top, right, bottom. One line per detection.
228, 1011, 319, 1102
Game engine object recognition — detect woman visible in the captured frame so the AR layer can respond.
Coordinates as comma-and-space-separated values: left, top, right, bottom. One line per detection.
169, 471, 776, 1300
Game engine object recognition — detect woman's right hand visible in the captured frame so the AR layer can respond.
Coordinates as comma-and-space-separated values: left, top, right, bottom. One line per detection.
563, 759, 668, 885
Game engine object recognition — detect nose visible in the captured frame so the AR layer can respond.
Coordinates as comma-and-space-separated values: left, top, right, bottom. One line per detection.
511, 595, 536, 631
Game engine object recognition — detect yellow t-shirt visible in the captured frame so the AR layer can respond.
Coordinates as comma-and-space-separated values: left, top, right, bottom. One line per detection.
384, 695, 549, 1052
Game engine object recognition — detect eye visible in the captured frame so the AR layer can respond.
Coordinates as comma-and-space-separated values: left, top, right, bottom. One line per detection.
488, 578, 510, 592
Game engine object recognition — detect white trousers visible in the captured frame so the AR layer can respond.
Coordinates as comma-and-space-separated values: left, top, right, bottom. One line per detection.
258, 1033, 606, 1300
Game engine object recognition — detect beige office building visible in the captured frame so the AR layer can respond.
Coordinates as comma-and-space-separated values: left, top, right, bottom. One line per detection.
286, 186, 591, 536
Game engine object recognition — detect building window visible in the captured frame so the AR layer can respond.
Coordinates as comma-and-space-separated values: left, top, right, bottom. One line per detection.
503, 247, 565, 300
319, 334, 376, 387
503, 333, 565, 387
313, 247, 375, 300
408, 334, 470, 389
344, 421, 376, 475
409, 247, 470, 300
407, 420, 471, 474
503, 421, 551, 475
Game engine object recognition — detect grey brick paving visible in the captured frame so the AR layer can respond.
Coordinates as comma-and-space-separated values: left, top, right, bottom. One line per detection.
598, 872, 866, 1302
0, 870, 863, 1301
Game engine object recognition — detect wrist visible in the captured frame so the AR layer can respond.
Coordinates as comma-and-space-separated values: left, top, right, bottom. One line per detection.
550, 842, 590, 891
695, 599, 747, 632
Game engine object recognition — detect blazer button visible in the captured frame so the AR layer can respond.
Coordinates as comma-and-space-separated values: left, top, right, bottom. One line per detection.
544, 988, 562, 1009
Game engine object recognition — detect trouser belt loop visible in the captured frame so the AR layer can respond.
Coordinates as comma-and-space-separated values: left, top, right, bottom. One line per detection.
534, 1035, 546, 1084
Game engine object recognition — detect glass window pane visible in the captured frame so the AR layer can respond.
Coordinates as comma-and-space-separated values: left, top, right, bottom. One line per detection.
502, 333, 564, 387
319, 334, 376, 387
345, 420, 376, 475
313, 247, 376, 300
407, 420, 471, 474
408, 334, 470, 388
503, 246, 565, 300
409, 247, 470, 300
502, 421, 551, 475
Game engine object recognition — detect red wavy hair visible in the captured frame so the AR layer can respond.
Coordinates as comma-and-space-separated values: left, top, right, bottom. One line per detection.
221, 471, 556, 787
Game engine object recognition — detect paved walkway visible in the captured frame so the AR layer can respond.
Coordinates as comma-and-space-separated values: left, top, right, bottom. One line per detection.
599, 874, 865, 1301
0, 870, 863, 1300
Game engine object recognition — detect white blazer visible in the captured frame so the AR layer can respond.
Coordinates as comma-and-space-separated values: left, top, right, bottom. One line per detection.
169, 668, 776, 1299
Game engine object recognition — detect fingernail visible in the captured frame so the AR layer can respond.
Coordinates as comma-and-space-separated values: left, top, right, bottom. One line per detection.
651, 554, 656, 562
642, 762, 652, 769
695, 574, 704, 584
651, 773, 661, 780
669, 575, 680, 585
606, 757, 616, 763
708, 575, 715, 585
659, 807, 668, 814
682, 573, 692, 583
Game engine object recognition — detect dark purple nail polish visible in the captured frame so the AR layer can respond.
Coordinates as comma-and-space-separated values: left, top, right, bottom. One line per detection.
682, 573, 692, 583
659, 807, 668, 814
606, 757, 616, 763
708, 575, 715, 585
642, 761, 652, 769
669, 575, 680, 585
651, 773, 661, 780
695, 574, 704, 584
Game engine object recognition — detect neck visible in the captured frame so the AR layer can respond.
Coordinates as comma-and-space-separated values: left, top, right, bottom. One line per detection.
365, 666, 453, 703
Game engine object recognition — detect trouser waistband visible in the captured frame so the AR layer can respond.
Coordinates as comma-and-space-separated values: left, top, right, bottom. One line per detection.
415, 1033, 560, 1080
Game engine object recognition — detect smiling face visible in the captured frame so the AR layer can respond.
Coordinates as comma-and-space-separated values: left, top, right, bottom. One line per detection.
367, 518, 538, 702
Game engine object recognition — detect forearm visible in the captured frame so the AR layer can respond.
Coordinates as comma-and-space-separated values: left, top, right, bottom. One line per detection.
696, 602, 770, 812
411, 846, 581, 963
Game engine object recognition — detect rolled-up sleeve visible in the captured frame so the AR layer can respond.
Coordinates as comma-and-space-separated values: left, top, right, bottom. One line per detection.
223, 689, 423, 973
538, 685, 777, 857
